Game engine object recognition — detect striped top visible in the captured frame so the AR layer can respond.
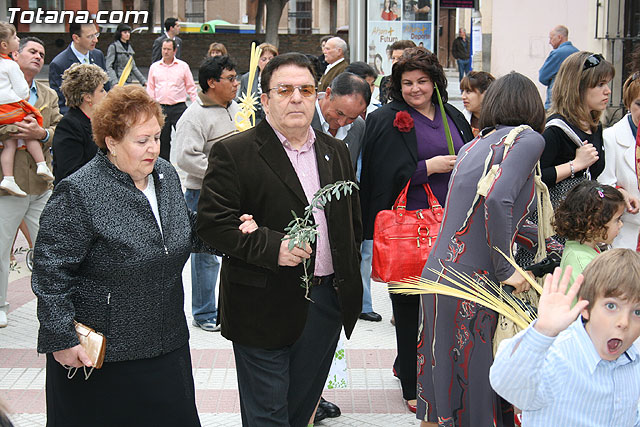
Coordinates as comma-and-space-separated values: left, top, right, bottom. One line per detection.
490, 317, 640, 427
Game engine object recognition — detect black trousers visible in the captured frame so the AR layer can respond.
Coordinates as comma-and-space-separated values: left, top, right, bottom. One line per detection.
232, 276, 342, 427
159, 102, 187, 161
45, 343, 200, 427
391, 292, 419, 401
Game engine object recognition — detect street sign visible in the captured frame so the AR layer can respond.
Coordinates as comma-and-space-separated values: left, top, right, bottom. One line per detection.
440, 0, 476, 8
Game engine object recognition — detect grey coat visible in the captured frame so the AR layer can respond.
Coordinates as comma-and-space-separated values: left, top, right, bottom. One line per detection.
105, 41, 147, 87
32, 151, 202, 362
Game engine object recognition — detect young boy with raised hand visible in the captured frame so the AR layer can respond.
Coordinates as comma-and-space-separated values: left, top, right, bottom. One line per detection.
490, 248, 640, 427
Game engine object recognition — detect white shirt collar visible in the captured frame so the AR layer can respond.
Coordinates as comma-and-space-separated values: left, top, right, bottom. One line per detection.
70, 43, 90, 64
315, 96, 352, 141
324, 57, 345, 75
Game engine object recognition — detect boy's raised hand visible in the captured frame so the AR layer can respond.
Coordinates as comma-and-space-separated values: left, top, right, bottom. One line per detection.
533, 267, 590, 338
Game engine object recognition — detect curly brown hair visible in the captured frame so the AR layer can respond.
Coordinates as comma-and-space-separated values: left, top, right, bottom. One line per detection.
388, 47, 448, 104
60, 63, 108, 108
92, 85, 164, 151
553, 181, 624, 244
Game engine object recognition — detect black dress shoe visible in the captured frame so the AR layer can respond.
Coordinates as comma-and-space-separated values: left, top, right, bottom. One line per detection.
313, 404, 328, 423
319, 397, 341, 418
359, 311, 382, 322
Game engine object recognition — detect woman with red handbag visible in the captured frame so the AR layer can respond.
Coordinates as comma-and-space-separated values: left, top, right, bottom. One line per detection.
416, 73, 546, 427
359, 47, 473, 412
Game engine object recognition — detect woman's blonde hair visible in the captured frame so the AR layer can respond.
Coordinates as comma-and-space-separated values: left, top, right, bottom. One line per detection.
0, 21, 16, 44
258, 42, 278, 57
207, 42, 227, 56
550, 51, 615, 132
622, 72, 640, 110
61, 63, 109, 108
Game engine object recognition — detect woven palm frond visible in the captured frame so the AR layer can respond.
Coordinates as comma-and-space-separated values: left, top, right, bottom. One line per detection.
234, 43, 263, 132
492, 246, 543, 294
388, 267, 536, 330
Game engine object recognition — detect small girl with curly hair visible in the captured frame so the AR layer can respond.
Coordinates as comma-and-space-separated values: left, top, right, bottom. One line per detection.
553, 180, 625, 288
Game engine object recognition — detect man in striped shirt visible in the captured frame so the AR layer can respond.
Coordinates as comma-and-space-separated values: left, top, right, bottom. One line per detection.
490, 249, 640, 427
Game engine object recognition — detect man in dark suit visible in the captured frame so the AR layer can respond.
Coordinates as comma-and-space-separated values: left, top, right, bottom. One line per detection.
310, 70, 370, 424
197, 53, 362, 427
312, 72, 367, 170
318, 37, 348, 92
151, 18, 182, 64
48, 23, 110, 115
313, 73, 381, 321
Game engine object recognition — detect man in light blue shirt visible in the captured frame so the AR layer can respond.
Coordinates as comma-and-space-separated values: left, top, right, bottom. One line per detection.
539, 25, 578, 109
490, 250, 640, 427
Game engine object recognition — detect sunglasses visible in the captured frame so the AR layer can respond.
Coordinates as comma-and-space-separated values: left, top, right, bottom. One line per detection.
583, 53, 604, 71
268, 84, 316, 98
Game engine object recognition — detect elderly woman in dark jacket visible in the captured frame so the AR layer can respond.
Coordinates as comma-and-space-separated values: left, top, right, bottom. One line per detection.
359, 47, 473, 412
52, 63, 107, 185
32, 86, 255, 426
105, 23, 146, 87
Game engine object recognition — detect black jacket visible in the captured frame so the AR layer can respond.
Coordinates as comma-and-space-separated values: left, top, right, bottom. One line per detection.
359, 100, 474, 239
197, 119, 363, 349
452, 36, 470, 60
52, 107, 96, 185
33, 152, 202, 362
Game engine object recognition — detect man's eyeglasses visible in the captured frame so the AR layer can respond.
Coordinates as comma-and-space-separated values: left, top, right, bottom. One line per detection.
583, 53, 604, 71
219, 75, 237, 82
268, 84, 316, 98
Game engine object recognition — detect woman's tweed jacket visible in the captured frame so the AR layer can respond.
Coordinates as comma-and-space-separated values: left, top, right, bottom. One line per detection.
105, 40, 147, 87
32, 151, 200, 362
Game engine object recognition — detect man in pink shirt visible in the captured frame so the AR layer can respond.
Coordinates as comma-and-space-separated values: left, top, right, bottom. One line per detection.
196, 53, 363, 426
146, 39, 197, 161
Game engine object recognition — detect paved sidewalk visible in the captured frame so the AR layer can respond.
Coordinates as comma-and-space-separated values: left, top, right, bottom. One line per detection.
1, 233, 419, 426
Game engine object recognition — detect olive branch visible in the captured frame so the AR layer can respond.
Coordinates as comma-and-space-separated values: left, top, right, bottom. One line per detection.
283, 180, 359, 300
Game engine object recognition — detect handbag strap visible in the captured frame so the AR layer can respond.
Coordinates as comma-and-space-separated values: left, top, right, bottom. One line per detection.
477, 125, 531, 197
393, 179, 441, 211
534, 162, 554, 262
545, 118, 591, 180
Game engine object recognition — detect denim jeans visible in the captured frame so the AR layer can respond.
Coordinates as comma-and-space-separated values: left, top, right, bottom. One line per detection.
360, 239, 374, 313
184, 188, 220, 323
457, 59, 471, 81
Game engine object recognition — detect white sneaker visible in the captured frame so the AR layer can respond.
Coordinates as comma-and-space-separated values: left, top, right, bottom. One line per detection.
0, 178, 27, 197
0, 311, 7, 328
36, 164, 55, 182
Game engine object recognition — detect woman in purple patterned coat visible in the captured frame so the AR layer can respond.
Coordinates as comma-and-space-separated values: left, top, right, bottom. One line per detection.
416, 72, 546, 427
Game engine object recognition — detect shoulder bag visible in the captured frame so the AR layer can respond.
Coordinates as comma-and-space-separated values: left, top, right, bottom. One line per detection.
545, 118, 590, 206
371, 180, 443, 283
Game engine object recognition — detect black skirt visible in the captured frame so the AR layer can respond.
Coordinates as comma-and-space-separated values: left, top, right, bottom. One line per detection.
45, 343, 200, 427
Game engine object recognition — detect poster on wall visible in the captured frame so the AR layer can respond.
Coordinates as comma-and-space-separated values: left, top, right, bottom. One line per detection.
366, 0, 435, 80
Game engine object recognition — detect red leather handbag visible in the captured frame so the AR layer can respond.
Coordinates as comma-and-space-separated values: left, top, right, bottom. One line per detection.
371, 180, 443, 283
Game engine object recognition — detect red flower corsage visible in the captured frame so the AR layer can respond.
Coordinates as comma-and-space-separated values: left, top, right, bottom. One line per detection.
393, 111, 414, 132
